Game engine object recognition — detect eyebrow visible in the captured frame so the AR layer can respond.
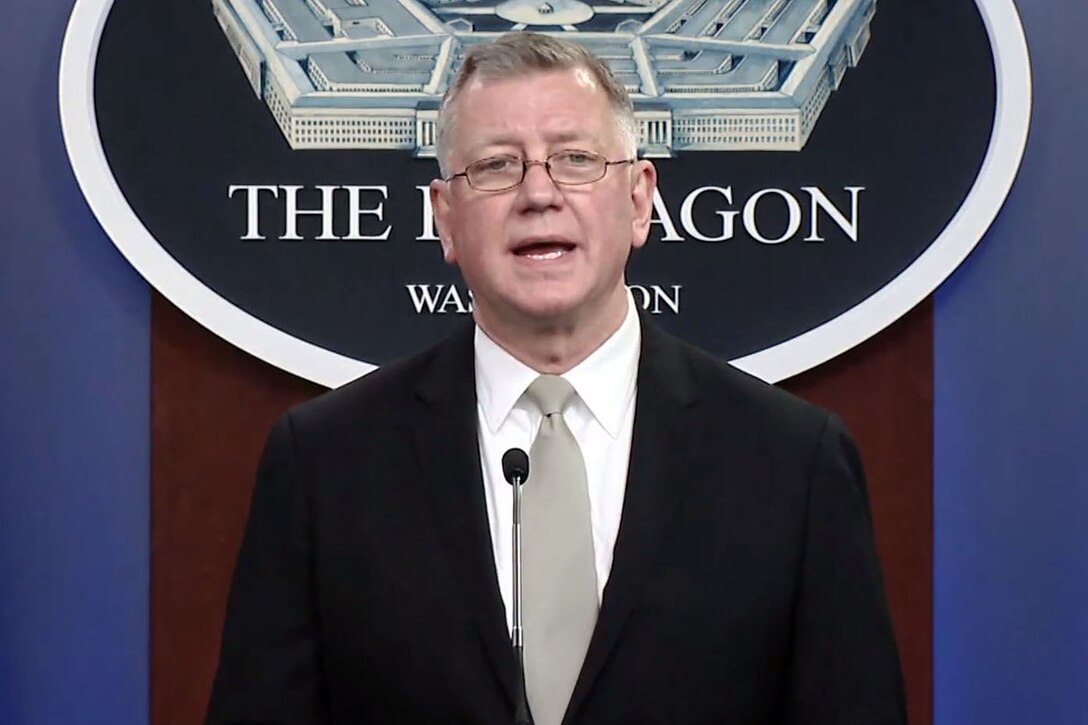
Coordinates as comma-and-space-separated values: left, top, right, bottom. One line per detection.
465, 130, 603, 158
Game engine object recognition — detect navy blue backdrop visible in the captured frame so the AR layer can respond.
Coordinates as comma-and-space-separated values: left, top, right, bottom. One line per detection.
1, 1, 1085, 723
932, 4, 1088, 720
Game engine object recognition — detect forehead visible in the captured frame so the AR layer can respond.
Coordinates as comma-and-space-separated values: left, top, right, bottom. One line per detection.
450, 68, 617, 158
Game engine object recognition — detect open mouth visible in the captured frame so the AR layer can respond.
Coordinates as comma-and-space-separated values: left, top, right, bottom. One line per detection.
513, 240, 576, 260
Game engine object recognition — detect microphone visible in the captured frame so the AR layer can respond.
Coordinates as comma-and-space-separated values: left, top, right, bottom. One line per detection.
502, 448, 532, 725
502, 448, 529, 484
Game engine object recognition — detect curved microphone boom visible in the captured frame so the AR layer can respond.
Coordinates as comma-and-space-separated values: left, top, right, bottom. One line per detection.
502, 448, 532, 725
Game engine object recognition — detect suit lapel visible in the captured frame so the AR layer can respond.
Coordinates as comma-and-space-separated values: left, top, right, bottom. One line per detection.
411, 324, 518, 707
565, 316, 702, 721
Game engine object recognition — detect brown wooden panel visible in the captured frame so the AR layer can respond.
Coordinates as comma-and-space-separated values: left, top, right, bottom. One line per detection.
783, 298, 933, 725
151, 292, 931, 725
150, 294, 321, 725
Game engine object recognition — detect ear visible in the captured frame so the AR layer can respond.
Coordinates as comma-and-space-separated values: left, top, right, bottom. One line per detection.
429, 178, 458, 265
629, 159, 657, 250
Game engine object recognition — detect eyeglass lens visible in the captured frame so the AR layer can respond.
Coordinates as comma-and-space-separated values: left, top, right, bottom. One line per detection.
467, 151, 607, 190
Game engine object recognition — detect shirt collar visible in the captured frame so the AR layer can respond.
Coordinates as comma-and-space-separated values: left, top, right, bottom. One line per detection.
475, 292, 641, 439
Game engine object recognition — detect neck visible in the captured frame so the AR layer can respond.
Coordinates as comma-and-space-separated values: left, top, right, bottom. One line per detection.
476, 291, 629, 374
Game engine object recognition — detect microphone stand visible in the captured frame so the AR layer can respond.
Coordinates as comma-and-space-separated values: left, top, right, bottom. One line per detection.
502, 448, 532, 725
512, 469, 531, 725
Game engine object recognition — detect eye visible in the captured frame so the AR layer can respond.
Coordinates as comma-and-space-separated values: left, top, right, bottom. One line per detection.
473, 156, 517, 173
558, 150, 595, 166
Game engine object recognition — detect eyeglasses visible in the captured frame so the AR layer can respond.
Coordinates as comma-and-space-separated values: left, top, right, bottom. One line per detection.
445, 149, 635, 192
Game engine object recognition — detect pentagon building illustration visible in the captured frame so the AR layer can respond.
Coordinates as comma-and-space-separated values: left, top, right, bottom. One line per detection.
212, 0, 876, 156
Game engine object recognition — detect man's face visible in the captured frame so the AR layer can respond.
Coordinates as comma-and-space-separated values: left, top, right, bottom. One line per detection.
430, 68, 656, 335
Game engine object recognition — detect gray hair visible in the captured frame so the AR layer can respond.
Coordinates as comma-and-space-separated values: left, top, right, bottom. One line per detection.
436, 32, 640, 176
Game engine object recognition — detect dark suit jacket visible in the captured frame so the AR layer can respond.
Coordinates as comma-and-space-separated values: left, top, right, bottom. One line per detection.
206, 316, 906, 724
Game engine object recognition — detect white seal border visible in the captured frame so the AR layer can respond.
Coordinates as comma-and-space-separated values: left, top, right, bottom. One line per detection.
732, 0, 1032, 381
59, 0, 1032, 387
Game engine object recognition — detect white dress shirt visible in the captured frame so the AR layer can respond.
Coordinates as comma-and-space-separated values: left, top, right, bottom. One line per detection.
475, 294, 641, 632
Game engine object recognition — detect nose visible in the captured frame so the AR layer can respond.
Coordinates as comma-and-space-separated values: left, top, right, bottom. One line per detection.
517, 159, 563, 210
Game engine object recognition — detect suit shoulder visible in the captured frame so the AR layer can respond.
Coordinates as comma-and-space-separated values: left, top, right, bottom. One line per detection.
277, 331, 459, 434
664, 337, 861, 481
669, 333, 836, 437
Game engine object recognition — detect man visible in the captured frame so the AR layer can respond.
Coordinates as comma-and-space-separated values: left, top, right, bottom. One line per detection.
207, 32, 905, 725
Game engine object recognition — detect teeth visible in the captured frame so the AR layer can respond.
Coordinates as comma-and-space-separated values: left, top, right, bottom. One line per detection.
526, 248, 566, 260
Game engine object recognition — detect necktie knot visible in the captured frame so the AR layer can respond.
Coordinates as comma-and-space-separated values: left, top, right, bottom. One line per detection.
525, 375, 577, 417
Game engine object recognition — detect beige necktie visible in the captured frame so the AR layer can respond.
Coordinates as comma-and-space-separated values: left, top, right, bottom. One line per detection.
521, 375, 599, 725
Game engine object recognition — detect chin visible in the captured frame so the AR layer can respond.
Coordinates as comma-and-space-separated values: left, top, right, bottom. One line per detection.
507, 287, 581, 318
516, 302, 580, 325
